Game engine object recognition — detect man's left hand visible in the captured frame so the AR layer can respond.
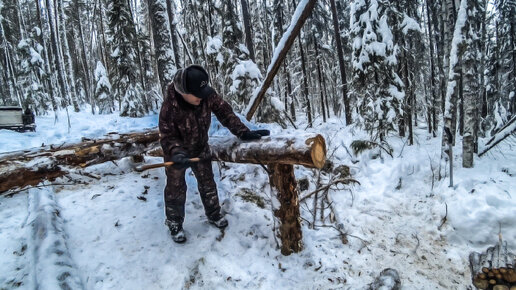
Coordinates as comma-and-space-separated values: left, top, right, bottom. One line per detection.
240, 129, 270, 141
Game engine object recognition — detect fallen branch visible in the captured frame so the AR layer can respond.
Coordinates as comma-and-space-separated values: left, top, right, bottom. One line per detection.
300, 177, 360, 202
479, 115, 516, 157
438, 203, 448, 231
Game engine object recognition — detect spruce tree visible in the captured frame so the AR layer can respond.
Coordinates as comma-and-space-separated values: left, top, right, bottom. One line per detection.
107, 0, 145, 117
350, 0, 405, 141
94, 61, 112, 114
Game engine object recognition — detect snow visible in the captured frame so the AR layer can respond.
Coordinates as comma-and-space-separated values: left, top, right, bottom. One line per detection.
29, 48, 44, 67
401, 14, 421, 34
26, 185, 83, 289
229, 60, 262, 93
1, 110, 516, 289
0, 108, 157, 154
270, 97, 284, 112
95, 61, 112, 92
205, 36, 222, 55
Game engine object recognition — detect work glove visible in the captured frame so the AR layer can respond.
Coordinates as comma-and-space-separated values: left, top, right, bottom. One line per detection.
240, 129, 270, 141
171, 152, 191, 169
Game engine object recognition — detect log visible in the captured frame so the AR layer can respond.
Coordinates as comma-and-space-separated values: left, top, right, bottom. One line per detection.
0, 130, 160, 193
470, 239, 516, 289
210, 133, 326, 169
1, 130, 325, 191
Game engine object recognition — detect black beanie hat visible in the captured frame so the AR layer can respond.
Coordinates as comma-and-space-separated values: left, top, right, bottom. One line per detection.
173, 65, 215, 99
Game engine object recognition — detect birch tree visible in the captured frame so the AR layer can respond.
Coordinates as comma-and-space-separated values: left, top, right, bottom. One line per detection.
148, 0, 176, 97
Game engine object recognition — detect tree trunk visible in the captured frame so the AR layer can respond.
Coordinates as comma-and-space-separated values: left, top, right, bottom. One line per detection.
314, 34, 326, 123
426, 0, 438, 137
268, 163, 302, 255
35, 0, 56, 111
166, 0, 181, 68
297, 32, 312, 127
76, 0, 93, 113
240, 0, 255, 62
329, 0, 351, 125
58, 0, 79, 112
46, 0, 69, 108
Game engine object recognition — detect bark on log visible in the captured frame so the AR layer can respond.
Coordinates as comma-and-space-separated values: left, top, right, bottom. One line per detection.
210, 133, 326, 169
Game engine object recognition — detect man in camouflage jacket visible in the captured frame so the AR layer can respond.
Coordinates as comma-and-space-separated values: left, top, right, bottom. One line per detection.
159, 65, 268, 243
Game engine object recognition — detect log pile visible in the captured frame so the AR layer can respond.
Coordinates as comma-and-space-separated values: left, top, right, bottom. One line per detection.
470, 239, 516, 289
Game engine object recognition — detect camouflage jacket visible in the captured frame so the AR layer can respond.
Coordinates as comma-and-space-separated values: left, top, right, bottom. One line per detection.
159, 83, 250, 161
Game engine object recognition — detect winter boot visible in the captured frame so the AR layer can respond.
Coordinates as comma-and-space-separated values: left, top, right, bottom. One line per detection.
208, 214, 228, 229
165, 220, 186, 243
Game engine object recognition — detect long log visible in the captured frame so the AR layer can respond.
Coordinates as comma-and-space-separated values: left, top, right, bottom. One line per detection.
0, 130, 325, 192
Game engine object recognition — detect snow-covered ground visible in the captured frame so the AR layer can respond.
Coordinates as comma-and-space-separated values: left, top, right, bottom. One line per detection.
1, 109, 515, 289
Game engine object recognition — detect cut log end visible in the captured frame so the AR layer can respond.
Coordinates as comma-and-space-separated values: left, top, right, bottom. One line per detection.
307, 135, 327, 169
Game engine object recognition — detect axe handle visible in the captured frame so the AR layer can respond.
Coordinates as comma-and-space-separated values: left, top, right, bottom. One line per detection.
135, 158, 201, 172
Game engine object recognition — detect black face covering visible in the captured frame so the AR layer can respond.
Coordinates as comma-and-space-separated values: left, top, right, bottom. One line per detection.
175, 89, 200, 110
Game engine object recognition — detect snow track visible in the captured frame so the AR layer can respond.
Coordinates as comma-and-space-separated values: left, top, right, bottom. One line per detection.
26, 186, 84, 289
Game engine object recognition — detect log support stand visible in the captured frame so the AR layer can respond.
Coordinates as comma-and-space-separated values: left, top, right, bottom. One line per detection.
269, 163, 303, 255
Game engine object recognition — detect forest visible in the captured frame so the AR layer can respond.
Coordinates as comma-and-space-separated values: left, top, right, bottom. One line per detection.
0, 0, 515, 169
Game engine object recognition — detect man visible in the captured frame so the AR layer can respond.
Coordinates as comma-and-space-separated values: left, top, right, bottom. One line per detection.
159, 65, 269, 243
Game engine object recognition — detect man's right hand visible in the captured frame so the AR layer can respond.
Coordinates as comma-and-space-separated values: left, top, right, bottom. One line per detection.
171, 152, 191, 169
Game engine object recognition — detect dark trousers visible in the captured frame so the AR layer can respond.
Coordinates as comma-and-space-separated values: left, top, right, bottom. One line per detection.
164, 159, 221, 223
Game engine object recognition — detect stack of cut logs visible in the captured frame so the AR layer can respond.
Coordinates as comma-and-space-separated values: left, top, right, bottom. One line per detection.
472, 267, 516, 289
